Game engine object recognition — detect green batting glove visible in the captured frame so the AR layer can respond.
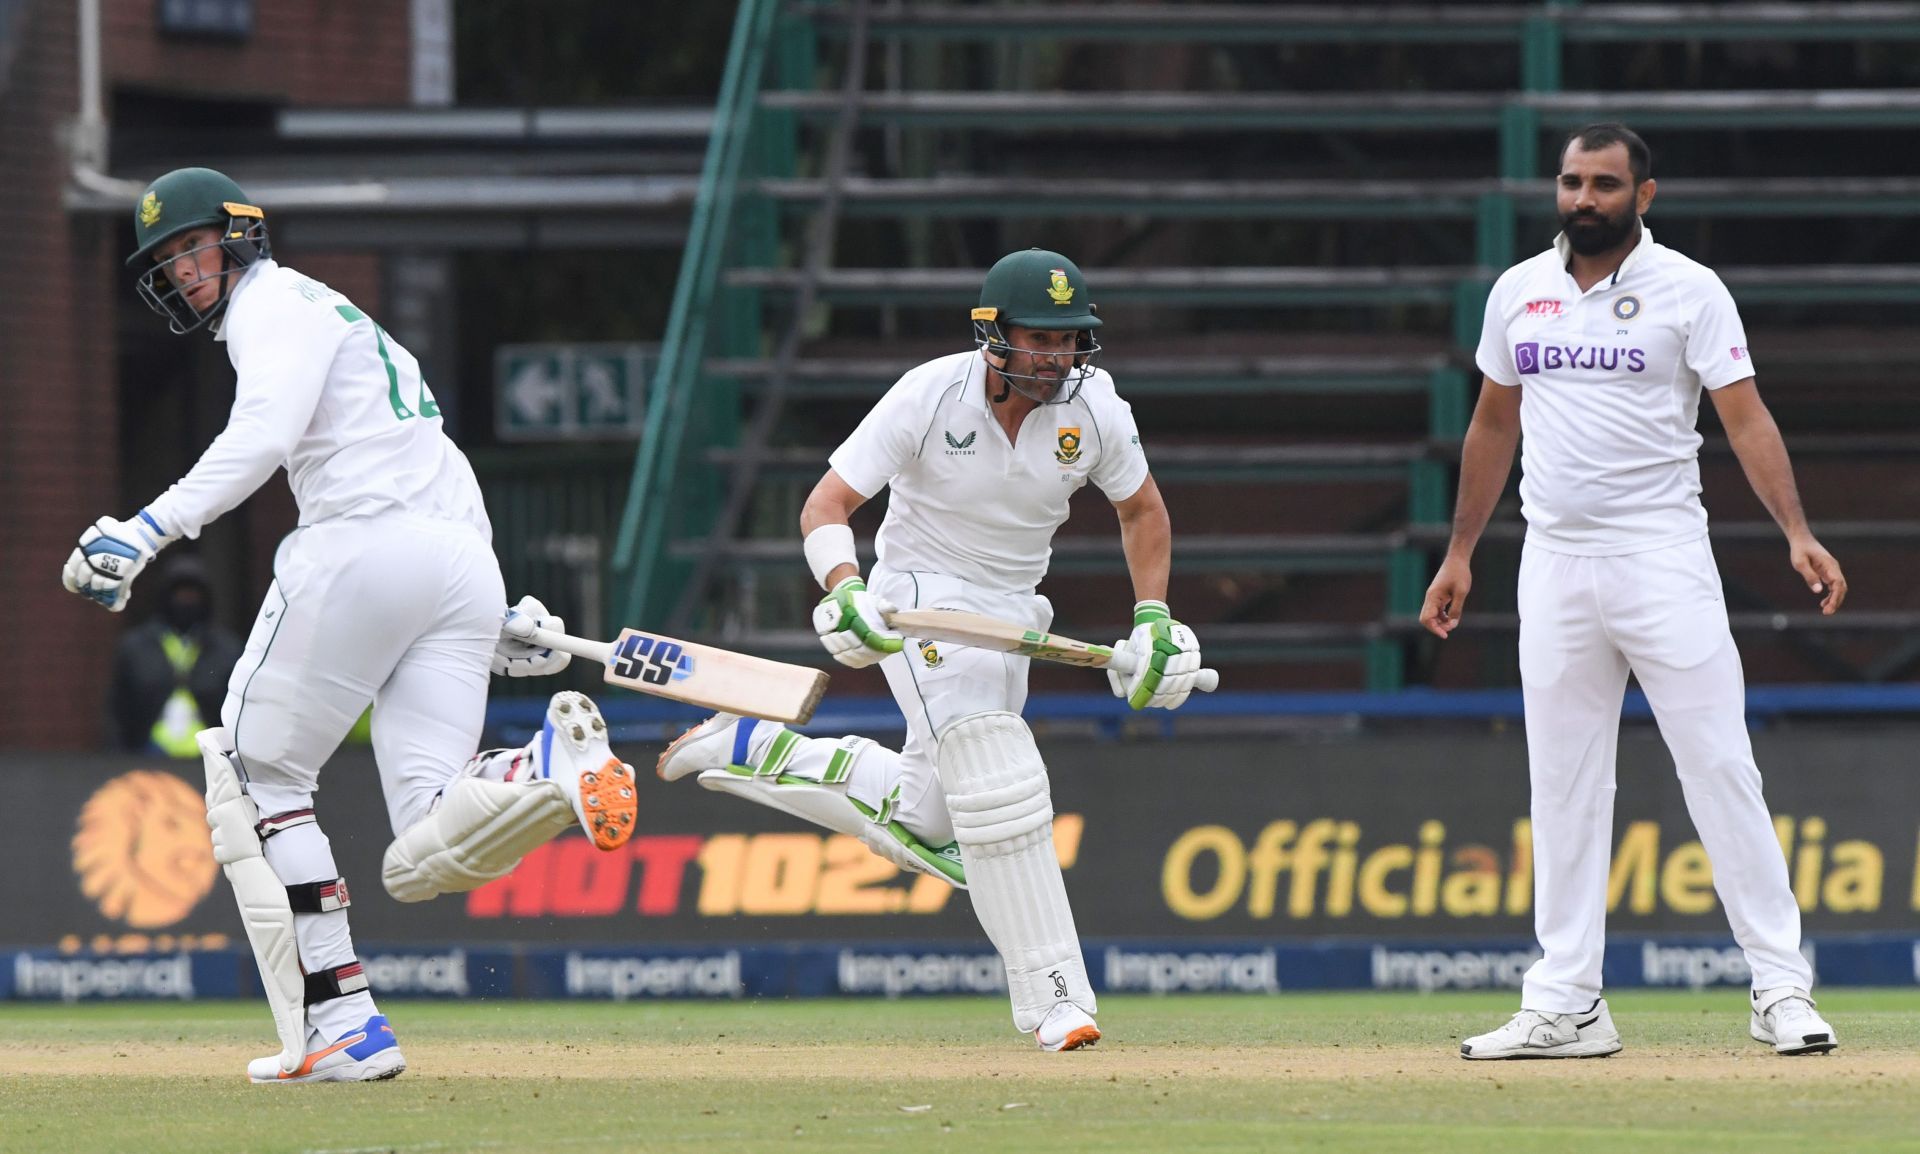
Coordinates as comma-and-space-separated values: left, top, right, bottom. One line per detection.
810, 576, 904, 668
1109, 600, 1203, 710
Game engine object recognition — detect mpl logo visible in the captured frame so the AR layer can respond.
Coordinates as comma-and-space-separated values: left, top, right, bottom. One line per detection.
1513, 342, 1646, 375
1731, 346, 1749, 361
1524, 299, 1564, 316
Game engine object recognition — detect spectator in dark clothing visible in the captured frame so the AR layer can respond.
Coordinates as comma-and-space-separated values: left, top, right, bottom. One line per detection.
108, 555, 243, 755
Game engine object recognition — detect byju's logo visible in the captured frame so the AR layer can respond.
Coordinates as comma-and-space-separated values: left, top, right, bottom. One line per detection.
1513, 342, 1646, 375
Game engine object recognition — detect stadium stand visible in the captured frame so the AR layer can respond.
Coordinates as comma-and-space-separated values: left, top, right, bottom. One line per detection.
610, 0, 1920, 695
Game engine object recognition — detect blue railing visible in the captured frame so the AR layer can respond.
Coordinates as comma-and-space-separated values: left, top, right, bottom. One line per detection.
488, 684, 1920, 746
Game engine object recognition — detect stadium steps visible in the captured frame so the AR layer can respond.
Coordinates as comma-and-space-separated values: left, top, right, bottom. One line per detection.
724, 264, 1920, 306
755, 175, 1920, 220
707, 351, 1456, 399
759, 88, 1920, 131
803, 2, 1920, 43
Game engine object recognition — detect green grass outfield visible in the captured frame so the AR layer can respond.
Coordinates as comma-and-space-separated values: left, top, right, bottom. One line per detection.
2, 989, 1915, 1154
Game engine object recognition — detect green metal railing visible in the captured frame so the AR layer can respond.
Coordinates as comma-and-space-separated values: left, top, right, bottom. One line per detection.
609, 0, 795, 629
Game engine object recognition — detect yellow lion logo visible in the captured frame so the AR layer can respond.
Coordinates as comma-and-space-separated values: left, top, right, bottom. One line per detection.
139, 191, 163, 228
1054, 426, 1083, 465
1046, 268, 1074, 304
72, 770, 217, 928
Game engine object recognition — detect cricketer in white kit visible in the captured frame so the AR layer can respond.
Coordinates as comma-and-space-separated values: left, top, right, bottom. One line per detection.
1421, 126, 1846, 1059
658, 248, 1205, 1051
63, 168, 640, 1083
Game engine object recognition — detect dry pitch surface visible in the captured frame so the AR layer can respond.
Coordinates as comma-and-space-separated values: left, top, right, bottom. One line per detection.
1, 990, 1915, 1154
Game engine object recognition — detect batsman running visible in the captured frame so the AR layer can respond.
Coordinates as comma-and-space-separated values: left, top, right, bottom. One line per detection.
63, 168, 640, 1083
658, 248, 1205, 1051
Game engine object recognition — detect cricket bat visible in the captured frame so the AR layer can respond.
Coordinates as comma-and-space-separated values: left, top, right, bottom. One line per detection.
529, 627, 830, 724
883, 607, 1221, 693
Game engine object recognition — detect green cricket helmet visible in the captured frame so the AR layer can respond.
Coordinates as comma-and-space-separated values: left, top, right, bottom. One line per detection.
971, 248, 1103, 404
127, 167, 271, 334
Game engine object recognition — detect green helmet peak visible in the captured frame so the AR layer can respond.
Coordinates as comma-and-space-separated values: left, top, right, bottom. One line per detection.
127, 167, 271, 335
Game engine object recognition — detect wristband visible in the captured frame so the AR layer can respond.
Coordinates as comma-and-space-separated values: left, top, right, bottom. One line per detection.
1133, 599, 1171, 627
803, 523, 859, 591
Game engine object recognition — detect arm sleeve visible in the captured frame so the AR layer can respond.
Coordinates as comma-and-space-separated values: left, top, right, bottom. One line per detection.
1473, 274, 1519, 387
1685, 273, 1756, 390
1090, 390, 1149, 502
143, 289, 344, 539
827, 376, 927, 498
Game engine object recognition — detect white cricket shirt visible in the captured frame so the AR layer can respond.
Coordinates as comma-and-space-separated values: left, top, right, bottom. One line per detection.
830, 351, 1149, 594
145, 260, 491, 542
1476, 226, 1756, 556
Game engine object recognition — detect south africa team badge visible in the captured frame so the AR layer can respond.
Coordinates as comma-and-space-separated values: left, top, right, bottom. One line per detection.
1054, 426, 1083, 465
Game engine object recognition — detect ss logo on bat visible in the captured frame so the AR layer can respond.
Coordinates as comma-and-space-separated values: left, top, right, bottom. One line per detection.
612, 633, 690, 686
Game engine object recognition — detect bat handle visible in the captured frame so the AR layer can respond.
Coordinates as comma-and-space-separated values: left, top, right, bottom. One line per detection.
528, 626, 613, 666
1104, 647, 1221, 693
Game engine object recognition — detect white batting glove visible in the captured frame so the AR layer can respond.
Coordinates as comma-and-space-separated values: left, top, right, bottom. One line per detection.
492, 594, 572, 677
811, 576, 904, 668
61, 511, 172, 613
1107, 600, 1203, 710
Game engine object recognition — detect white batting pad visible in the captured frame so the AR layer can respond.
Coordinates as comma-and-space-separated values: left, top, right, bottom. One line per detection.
381, 776, 575, 903
200, 727, 307, 1076
936, 710, 1094, 1031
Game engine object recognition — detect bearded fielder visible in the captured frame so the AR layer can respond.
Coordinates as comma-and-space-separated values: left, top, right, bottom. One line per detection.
659, 249, 1202, 1050
65, 169, 639, 1083
1422, 126, 1844, 1059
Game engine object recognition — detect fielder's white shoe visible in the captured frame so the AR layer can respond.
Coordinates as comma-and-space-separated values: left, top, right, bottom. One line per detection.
1036, 1003, 1101, 1052
534, 692, 637, 851
1751, 987, 1837, 1055
247, 1014, 406, 1084
1460, 998, 1622, 1059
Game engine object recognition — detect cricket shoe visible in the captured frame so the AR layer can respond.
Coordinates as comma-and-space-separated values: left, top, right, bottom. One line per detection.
1751, 988, 1837, 1055
1459, 998, 1621, 1059
657, 715, 968, 888
1036, 1003, 1101, 1052
248, 1014, 406, 1084
657, 712, 768, 781
535, 691, 637, 851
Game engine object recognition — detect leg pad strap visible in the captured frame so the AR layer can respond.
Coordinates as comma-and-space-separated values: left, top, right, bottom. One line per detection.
305, 960, 369, 1005
287, 878, 351, 914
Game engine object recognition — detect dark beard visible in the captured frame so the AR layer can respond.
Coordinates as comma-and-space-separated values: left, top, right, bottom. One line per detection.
1560, 206, 1637, 256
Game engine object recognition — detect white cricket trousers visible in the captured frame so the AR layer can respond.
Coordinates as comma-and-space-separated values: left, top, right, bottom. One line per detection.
860, 564, 1051, 845
221, 512, 505, 834
1517, 536, 1811, 1012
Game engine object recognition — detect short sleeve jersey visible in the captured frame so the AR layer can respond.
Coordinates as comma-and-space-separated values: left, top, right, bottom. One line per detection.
144, 260, 491, 542
1475, 227, 1755, 556
829, 351, 1149, 594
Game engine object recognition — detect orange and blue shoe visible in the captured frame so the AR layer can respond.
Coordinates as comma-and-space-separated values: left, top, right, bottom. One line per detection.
537, 691, 638, 851
247, 1014, 407, 1084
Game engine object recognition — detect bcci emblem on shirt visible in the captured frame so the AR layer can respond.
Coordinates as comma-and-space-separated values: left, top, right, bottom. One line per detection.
1055, 427, 1083, 465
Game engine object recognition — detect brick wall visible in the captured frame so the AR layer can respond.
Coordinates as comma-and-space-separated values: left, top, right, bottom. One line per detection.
1, 1, 410, 749
106, 0, 410, 106
0, 2, 123, 750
